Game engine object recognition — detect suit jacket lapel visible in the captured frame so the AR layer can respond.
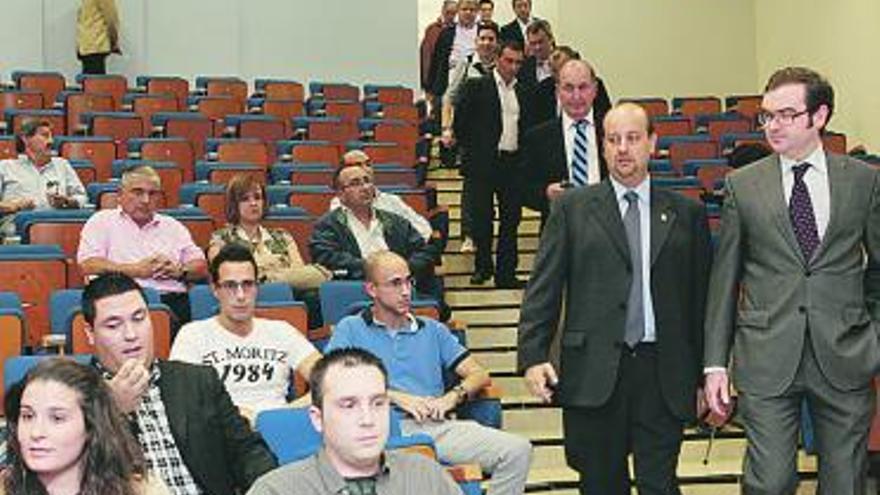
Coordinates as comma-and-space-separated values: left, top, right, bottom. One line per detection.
812, 152, 851, 262
157, 362, 189, 450
758, 156, 805, 264
590, 182, 630, 265
650, 190, 677, 266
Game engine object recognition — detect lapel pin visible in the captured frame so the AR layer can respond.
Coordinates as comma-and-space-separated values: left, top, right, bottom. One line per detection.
660, 212, 668, 222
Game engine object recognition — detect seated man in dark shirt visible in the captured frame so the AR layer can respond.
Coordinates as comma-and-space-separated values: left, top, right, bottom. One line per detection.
309, 164, 449, 319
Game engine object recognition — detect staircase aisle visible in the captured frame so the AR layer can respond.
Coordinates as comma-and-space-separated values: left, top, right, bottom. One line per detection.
429, 168, 819, 494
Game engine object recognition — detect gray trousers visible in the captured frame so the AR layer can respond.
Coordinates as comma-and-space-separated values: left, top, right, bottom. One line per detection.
740, 334, 874, 495
401, 418, 532, 495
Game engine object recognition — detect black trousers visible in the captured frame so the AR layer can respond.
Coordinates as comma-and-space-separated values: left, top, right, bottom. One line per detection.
160, 292, 191, 343
562, 344, 685, 495
79, 52, 108, 74
470, 151, 523, 281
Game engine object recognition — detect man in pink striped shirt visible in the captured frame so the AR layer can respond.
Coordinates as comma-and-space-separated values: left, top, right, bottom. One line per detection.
77, 165, 207, 336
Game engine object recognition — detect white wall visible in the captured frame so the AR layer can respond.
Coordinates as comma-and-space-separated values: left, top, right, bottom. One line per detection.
0, 0, 419, 90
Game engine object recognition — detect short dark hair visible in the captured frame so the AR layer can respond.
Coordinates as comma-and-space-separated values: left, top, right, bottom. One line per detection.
209, 243, 259, 283
498, 39, 524, 56
310, 348, 388, 409
476, 20, 499, 38
554, 45, 581, 60
480, 0, 493, 5
526, 18, 554, 40
764, 66, 835, 127
225, 173, 267, 225
15, 119, 51, 153
332, 163, 367, 190
82, 272, 146, 326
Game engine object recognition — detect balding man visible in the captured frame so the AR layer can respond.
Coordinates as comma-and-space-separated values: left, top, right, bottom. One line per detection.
518, 103, 711, 494
522, 59, 608, 225
78, 165, 208, 334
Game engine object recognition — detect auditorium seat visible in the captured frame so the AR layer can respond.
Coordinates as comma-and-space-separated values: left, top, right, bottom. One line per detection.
178, 183, 226, 228
54, 135, 116, 182
5, 108, 66, 135
12, 71, 66, 108
206, 138, 272, 168
196, 76, 248, 104
0, 291, 25, 408
672, 96, 722, 118
0, 136, 16, 159
651, 115, 693, 138
719, 131, 765, 154
822, 132, 847, 154
80, 111, 145, 158
267, 184, 335, 216
363, 84, 414, 105
194, 160, 264, 185
59, 91, 114, 135
694, 112, 753, 140
276, 139, 340, 164
619, 97, 669, 118
162, 207, 214, 247
725, 94, 763, 120
254, 78, 305, 101
129, 137, 196, 182
308, 82, 359, 101
77, 73, 128, 110
0, 244, 67, 347
125, 93, 180, 130
190, 95, 246, 136
347, 140, 410, 165
136, 75, 190, 110
224, 114, 286, 144
69, 158, 97, 185
270, 162, 336, 186
151, 112, 213, 157
307, 98, 363, 123
293, 116, 359, 145
15, 209, 94, 288
256, 98, 305, 136
0, 90, 45, 124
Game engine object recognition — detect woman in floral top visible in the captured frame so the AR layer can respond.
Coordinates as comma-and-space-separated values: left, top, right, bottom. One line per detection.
207, 174, 330, 327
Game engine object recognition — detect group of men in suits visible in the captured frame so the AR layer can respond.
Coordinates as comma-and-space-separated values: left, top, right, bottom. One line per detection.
518, 66, 880, 495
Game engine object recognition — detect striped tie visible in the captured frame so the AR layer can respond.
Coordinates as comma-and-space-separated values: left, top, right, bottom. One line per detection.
571, 119, 589, 187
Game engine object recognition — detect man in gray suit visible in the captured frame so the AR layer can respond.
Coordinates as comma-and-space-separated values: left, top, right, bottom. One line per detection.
519, 102, 711, 494
704, 66, 880, 494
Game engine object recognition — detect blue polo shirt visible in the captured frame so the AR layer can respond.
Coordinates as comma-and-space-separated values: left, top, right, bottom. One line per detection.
326, 311, 468, 397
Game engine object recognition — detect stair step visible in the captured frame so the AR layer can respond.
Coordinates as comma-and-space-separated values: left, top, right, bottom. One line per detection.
447, 204, 541, 221
504, 408, 563, 441
446, 236, 539, 254
493, 376, 543, 405
465, 326, 518, 349
453, 308, 521, 326
448, 218, 541, 238
471, 349, 517, 374
441, 253, 535, 275
447, 290, 524, 308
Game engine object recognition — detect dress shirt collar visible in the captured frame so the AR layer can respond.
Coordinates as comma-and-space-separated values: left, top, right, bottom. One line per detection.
779, 144, 826, 175
116, 206, 160, 229
493, 68, 517, 90
562, 108, 594, 131
315, 448, 392, 494
610, 174, 651, 206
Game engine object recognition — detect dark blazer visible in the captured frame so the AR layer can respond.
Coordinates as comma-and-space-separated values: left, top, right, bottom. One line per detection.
453, 72, 529, 180
309, 207, 439, 280
526, 75, 613, 132
499, 19, 525, 45
428, 26, 456, 97
521, 110, 608, 215
156, 360, 278, 494
517, 182, 711, 421
516, 56, 540, 93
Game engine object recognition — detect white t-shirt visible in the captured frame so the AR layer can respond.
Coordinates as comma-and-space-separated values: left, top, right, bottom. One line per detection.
170, 317, 316, 412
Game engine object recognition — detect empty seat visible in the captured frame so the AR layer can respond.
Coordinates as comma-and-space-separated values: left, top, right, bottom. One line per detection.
267, 184, 335, 216
152, 112, 213, 157
651, 115, 693, 138
77, 73, 128, 110
0, 291, 25, 408
0, 136, 16, 159
308, 82, 359, 101
15, 209, 94, 288
206, 138, 272, 168
55, 136, 117, 182
276, 140, 340, 164
224, 114, 286, 143
255, 79, 305, 101
128, 137, 196, 182
293, 116, 359, 144
270, 163, 336, 186
363, 84, 414, 105
12, 71, 66, 107
178, 183, 226, 227
69, 158, 97, 185
619, 97, 668, 118
81, 111, 145, 158
5, 109, 66, 135
59, 91, 115, 135
136, 75, 189, 109
125, 93, 179, 129
196, 76, 248, 103
725, 94, 763, 119
0, 244, 68, 346
190, 95, 245, 136
194, 161, 264, 185
672, 96, 722, 118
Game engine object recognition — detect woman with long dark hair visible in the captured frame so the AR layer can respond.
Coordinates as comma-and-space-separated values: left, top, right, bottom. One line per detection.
2, 358, 168, 495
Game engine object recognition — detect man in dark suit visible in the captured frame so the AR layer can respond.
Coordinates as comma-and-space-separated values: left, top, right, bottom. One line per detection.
516, 19, 554, 91
81, 272, 277, 495
518, 102, 711, 495
499, 0, 533, 45
454, 39, 528, 288
704, 67, 880, 494
521, 58, 608, 225
526, 45, 613, 132
428, 0, 480, 106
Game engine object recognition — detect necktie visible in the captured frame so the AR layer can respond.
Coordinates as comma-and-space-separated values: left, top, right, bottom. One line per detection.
789, 163, 820, 261
623, 191, 644, 348
571, 120, 589, 187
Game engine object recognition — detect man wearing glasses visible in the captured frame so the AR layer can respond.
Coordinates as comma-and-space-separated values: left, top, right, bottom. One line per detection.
325, 250, 532, 495
310, 163, 449, 320
170, 243, 321, 418
704, 67, 880, 494
78, 164, 207, 336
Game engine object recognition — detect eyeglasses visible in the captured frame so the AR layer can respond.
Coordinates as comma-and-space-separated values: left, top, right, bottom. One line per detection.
378, 276, 415, 290
757, 109, 809, 127
342, 176, 373, 189
217, 279, 258, 294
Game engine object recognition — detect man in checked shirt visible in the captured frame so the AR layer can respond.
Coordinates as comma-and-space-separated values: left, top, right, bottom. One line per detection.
81, 271, 278, 494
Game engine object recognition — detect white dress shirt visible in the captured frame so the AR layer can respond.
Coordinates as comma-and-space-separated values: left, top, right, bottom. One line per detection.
330, 192, 432, 241
779, 144, 830, 240
493, 69, 520, 152
610, 176, 656, 343
448, 23, 477, 68
536, 59, 552, 83
343, 207, 389, 258
562, 109, 600, 185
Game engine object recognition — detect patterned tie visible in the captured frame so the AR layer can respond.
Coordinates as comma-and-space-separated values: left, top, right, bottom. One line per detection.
789, 163, 820, 261
571, 120, 589, 187
623, 191, 645, 348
